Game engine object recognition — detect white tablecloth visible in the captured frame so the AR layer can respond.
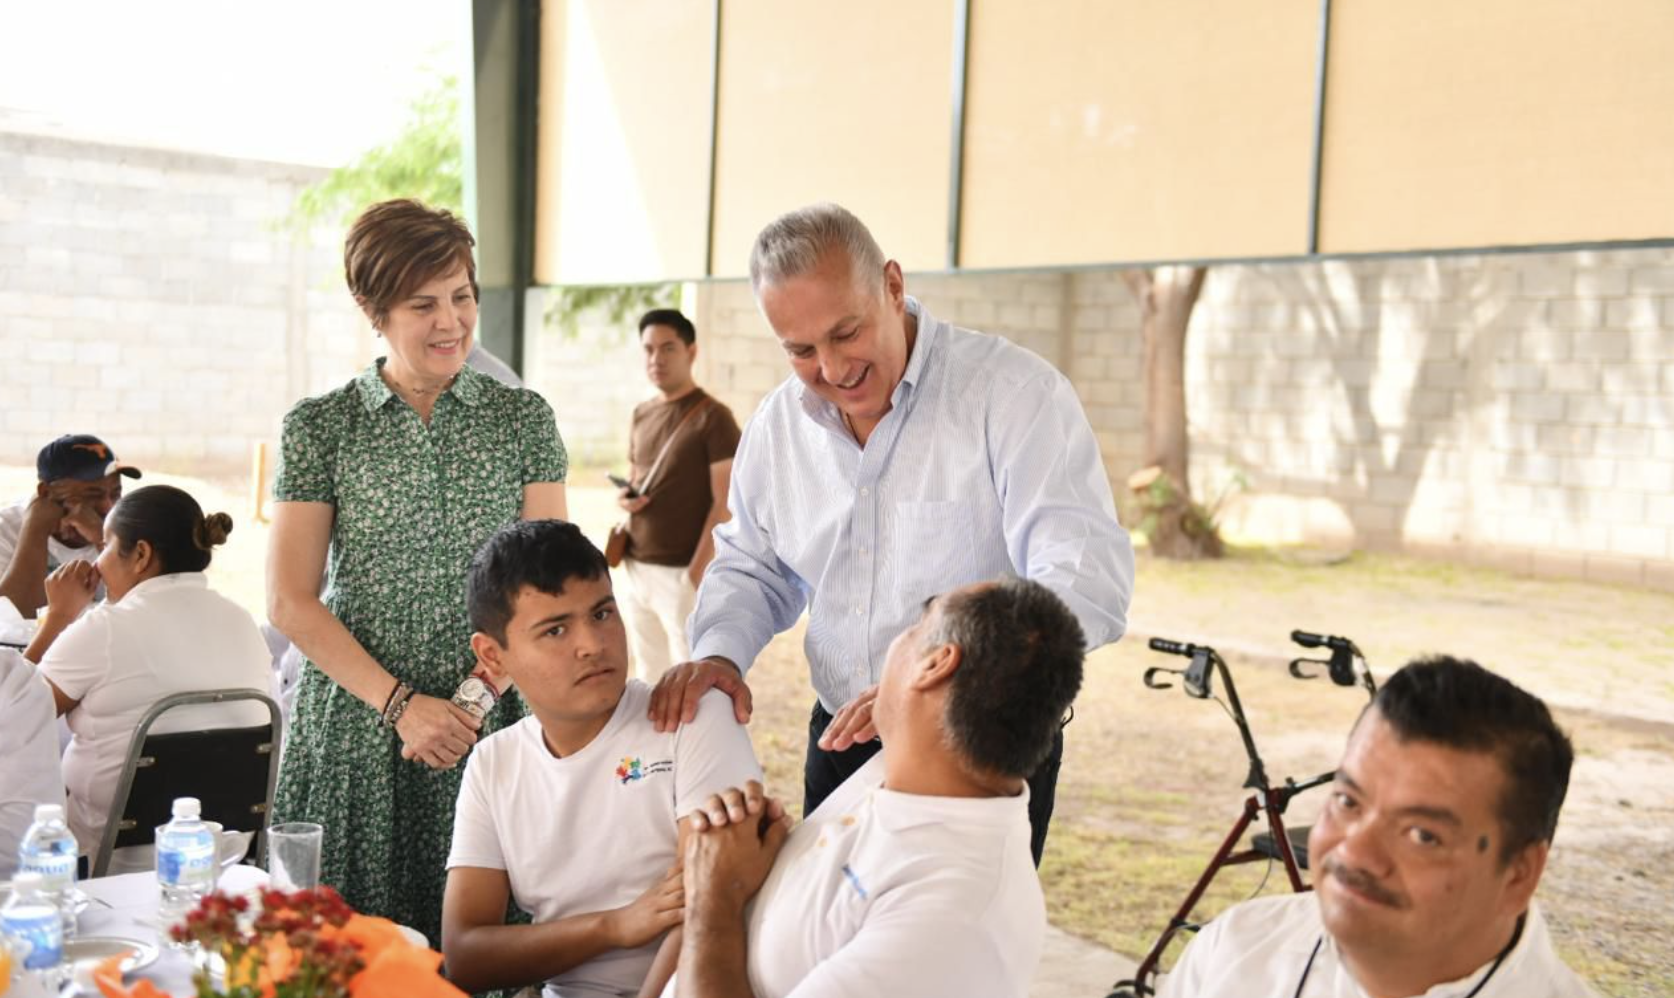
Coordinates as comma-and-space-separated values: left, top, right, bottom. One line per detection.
69, 864, 270, 996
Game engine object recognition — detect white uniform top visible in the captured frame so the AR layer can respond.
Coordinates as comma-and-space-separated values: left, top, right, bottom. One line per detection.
37, 572, 273, 854
447, 681, 761, 998
1159, 892, 1596, 998
0, 499, 99, 607
0, 650, 66, 879
695, 753, 1045, 998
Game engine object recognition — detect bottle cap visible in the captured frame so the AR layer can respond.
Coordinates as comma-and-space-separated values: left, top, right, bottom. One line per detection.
32, 803, 64, 823
171, 797, 201, 819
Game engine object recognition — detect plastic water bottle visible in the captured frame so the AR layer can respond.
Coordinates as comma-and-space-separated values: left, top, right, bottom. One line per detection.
156, 797, 217, 917
16, 804, 77, 940
1, 872, 65, 988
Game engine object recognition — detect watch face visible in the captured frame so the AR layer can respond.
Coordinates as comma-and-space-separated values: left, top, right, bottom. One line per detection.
452, 677, 495, 718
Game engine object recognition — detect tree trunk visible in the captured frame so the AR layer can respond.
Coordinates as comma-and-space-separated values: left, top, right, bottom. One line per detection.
1121, 266, 1218, 559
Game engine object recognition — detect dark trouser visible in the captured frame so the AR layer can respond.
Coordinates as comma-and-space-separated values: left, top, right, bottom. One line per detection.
803, 700, 1064, 867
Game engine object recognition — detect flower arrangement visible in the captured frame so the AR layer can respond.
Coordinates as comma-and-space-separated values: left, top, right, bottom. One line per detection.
93, 887, 464, 998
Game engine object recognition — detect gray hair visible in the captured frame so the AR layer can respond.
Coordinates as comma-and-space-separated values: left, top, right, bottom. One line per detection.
920, 578, 1086, 779
748, 202, 887, 295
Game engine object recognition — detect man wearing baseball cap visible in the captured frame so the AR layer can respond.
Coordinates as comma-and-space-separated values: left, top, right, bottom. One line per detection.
0, 434, 141, 618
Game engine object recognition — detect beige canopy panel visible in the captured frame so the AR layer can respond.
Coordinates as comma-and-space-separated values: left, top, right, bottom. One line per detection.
960, 1, 1319, 267
708, 0, 955, 279
533, 0, 714, 284
531, 0, 1674, 285
1318, 0, 1674, 254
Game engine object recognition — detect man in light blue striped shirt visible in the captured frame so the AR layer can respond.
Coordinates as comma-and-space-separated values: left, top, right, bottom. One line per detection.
648, 203, 1134, 862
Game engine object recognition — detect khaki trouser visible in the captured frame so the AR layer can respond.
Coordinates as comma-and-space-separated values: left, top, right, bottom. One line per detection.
619, 558, 697, 681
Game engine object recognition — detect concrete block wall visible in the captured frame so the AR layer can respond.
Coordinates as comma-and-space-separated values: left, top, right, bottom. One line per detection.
522, 292, 654, 476
4, 127, 1669, 589
682, 250, 1674, 591
0, 128, 369, 477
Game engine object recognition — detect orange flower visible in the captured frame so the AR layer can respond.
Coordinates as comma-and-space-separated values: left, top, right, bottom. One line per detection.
91, 954, 169, 998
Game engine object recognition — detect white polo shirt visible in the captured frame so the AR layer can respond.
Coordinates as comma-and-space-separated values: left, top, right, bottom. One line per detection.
1159, 892, 1596, 998
0, 650, 66, 879
702, 753, 1045, 998
37, 572, 274, 854
447, 681, 761, 998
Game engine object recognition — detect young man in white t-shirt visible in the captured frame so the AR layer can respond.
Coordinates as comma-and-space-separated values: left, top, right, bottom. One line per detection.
443, 519, 761, 998
669, 578, 1087, 998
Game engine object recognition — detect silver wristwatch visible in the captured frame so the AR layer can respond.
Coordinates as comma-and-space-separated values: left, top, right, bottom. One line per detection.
451, 675, 498, 720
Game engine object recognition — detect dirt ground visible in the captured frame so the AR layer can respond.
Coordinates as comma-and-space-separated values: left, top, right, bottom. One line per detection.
730, 544, 1674, 998
10, 466, 1667, 996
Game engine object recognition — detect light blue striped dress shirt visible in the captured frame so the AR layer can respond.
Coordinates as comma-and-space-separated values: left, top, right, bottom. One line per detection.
689, 298, 1135, 711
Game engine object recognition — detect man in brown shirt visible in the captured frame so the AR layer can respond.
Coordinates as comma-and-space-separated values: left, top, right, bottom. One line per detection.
618, 309, 742, 680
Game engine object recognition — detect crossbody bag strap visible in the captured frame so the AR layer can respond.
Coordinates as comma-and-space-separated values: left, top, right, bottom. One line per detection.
637, 396, 714, 497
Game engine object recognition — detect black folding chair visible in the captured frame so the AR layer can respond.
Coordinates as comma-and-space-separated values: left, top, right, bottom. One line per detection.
90, 688, 282, 878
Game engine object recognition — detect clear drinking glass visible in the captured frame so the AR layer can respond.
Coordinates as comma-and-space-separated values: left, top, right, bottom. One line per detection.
266, 823, 324, 891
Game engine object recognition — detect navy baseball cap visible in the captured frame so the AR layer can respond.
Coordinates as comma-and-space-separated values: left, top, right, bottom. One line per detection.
36, 434, 143, 483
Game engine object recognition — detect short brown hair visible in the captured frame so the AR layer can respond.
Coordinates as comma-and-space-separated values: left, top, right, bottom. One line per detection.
344, 199, 478, 328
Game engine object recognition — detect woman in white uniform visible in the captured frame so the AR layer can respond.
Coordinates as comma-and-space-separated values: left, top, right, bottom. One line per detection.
28, 485, 273, 856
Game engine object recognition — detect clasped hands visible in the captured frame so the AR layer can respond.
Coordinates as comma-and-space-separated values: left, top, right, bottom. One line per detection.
683, 781, 794, 916
397, 694, 482, 771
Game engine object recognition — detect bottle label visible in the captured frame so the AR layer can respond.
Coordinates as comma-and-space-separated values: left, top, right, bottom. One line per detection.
158, 844, 215, 888
2, 906, 64, 969
19, 853, 75, 894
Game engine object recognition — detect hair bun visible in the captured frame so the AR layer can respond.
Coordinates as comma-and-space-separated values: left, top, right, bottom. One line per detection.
194, 512, 234, 549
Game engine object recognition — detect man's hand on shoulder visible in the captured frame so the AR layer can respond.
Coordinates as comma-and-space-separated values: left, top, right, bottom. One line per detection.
649, 656, 752, 733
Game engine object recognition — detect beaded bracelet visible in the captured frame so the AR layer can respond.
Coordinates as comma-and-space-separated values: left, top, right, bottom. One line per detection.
381, 682, 414, 727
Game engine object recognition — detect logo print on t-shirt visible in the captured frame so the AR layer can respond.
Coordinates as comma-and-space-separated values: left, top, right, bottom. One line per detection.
616, 757, 644, 784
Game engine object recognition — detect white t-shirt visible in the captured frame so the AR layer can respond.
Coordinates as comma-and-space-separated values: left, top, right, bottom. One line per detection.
37, 572, 274, 854
0, 650, 66, 879
1158, 892, 1596, 998
0, 499, 99, 609
447, 681, 761, 998
667, 753, 1045, 998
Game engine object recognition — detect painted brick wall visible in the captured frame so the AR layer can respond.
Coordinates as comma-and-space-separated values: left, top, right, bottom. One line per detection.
681, 251, 1674, 590
6, 127, 1669, 589
0, 128, 369, 475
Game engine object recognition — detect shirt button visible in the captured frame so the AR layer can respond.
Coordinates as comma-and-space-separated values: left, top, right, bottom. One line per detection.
853, 606, 863, 616
858, 486, 869, 497
859, 546, 869, 556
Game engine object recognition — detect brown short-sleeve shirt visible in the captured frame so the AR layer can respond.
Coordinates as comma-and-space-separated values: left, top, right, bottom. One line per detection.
625, 389, 740, 565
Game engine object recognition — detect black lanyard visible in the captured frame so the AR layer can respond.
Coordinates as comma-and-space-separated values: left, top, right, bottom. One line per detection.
1292, 915, 1524, 998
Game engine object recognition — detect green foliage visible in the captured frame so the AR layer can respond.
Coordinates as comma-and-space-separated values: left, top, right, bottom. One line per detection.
284, 72, 676, 341
285, 76, 464, 232
542, 284, 679, 340
1130, 466, 1245, 559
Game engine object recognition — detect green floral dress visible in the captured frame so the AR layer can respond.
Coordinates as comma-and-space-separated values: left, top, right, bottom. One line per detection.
272, 361, 566, 945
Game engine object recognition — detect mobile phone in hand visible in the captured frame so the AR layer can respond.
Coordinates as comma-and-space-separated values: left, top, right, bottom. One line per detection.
608, 473, 640, 498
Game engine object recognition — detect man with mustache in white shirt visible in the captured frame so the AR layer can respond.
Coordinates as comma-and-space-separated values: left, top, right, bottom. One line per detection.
1159, 656, 1596, 998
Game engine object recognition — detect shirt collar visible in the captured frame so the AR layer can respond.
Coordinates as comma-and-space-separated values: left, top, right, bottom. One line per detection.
122, 572, 208, 602
355, 358, 483, 413
1319, 905, 1547, 998
897, 296, 937, 395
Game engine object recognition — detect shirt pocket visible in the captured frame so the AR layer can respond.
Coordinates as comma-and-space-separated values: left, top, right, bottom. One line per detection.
890, 499, 979, 602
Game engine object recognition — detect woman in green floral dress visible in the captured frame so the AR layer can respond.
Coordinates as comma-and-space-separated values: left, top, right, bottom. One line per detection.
267, 200, 567, 945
